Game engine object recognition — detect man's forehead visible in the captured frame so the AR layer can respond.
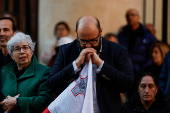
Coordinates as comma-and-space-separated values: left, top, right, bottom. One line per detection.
127, 9, 139, 15
79, 16, 97, 27
140, 76, 155, 85
140, 83, 155, 86
0, 19, 13, 29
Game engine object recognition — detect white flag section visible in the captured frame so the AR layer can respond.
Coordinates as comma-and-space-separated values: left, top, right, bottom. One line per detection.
44, 59, 94, 113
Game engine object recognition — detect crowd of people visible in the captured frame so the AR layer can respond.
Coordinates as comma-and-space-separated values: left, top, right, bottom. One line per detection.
0, 8, 170, 113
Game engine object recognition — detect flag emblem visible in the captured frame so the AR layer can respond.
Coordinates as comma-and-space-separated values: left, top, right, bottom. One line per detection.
71, 75, 88, 97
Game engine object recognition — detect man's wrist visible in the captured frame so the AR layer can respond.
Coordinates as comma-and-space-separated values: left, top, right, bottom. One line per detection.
75, 59, 81, 68
96, 59, 103, 67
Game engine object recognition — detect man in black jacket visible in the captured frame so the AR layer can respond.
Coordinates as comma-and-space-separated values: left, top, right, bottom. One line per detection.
0, 17, 17, 69
47, 15, 134, 113
122, 73, 170, 113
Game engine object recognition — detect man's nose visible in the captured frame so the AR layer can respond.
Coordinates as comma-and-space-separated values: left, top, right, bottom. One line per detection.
86, 42, 91, 48
145, 87, 149, 93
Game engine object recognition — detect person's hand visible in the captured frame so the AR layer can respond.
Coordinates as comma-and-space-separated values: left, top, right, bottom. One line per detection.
86, 52, 103, 67
0, 94, 20, 112
91, 52, 103, 67
75, 48, 96, 68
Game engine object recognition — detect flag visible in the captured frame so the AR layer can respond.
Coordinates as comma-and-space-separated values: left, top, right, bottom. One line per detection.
43, 59, 94, 113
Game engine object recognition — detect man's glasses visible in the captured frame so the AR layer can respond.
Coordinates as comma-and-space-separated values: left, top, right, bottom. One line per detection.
77, 33, 100, 45
13, 45, 31, 53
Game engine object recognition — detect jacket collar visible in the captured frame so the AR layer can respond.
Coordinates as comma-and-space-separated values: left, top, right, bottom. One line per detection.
2, 55, 38, 80
99, 37, 110, 61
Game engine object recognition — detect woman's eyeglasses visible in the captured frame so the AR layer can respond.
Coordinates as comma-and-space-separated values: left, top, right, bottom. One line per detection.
13, 45, 31, 53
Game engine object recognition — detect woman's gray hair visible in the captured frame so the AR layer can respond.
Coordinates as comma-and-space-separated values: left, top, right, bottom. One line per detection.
7, 32, 36, 55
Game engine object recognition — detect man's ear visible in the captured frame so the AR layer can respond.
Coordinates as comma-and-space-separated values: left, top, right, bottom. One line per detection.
100, 28, 103, 36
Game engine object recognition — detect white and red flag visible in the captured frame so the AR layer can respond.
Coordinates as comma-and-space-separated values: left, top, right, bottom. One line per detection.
43, 59, 94, 113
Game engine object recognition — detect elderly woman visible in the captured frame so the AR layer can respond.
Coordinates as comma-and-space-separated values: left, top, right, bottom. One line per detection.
0, 33, 54, 113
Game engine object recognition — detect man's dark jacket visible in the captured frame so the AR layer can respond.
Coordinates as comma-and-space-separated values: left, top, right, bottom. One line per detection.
0, 49, 13, 69
47, 38, 134, 113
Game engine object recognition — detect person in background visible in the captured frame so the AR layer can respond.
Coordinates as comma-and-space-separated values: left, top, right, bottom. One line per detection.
0, 17, 17, 70
122, 73, 170, 113
104, 33, 119, 43
144, 42, 169, 79
48, 37, 73, 68
0, 32, 54, 113
40, 21, 74, 65
117, 8, 156, 100
145, 24, 156, 37
159, 50, 170, 101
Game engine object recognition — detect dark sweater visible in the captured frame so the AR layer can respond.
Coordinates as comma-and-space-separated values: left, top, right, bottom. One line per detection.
122, 96, 170, 113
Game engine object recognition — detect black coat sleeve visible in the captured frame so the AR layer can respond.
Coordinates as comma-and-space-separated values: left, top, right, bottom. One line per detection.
47, 46, 79, 94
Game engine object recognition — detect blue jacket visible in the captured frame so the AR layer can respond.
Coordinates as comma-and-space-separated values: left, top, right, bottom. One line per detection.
117, 24, 156, 78
159, 51, 170, 100
47, 38, 134, 113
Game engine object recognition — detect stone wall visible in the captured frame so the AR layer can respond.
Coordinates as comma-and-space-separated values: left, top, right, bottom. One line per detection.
38, 0, 144, 61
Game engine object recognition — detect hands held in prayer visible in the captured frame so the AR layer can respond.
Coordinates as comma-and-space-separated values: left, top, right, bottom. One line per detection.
0, 94, 20, 112
75, 48, 103, 68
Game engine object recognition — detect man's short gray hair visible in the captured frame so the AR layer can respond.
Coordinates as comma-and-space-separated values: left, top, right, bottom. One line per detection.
7, 32, 36, 55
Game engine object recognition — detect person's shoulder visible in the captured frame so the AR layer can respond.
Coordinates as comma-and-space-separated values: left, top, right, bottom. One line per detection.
1, 61, 16, 72
122, 101, 134, 113
33, 56, 52, 73
166, 51, 170, 57
36, 63, 51, 70
0, 49, 3, 58
122, 97, 142, 113
118, 25, 128, 32
117, 25, 129, 40
104, 38, 127, 51
140, 24, 155, 37
34, 63, 51, 78
60, 39, 77, 51
140, 24, 149, 32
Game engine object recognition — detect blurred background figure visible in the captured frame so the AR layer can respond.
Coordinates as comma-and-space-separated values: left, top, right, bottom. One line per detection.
0, 17, 17, 70
117, 8, 156, 100
159, 50, 170, 101
48, 37, 73, 68
0, 32, 54, 113
40, 21, 74, 65
145, 23, 156, 37
122, 73, 170, 113
104, 33, 119, 43
144, 42, 169, 79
